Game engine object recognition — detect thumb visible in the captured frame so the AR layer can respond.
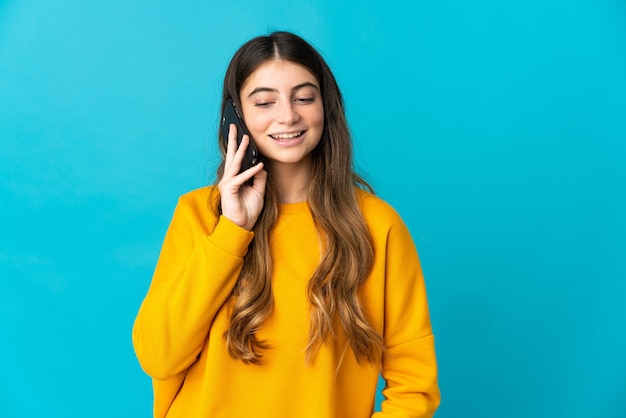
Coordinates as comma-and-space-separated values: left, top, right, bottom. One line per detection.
252, 165, 268, 195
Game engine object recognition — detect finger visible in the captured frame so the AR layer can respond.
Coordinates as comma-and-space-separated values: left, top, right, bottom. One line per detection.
233, 134, 250, 171
224, 123, 238, 168
225, 127, 248, 178
231, 134, 254, 174
251, 164, 268, 194
232, 157, 263, 186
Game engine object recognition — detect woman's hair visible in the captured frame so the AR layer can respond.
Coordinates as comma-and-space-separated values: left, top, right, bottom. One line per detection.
211, 31, 384, 365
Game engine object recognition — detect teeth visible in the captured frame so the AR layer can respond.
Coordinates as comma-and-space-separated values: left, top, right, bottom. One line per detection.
271, 131, 303, 140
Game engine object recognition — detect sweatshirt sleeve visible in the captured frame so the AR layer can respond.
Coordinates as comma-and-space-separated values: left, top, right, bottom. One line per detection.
372, 216, 441, 418
132, 191, 254, 380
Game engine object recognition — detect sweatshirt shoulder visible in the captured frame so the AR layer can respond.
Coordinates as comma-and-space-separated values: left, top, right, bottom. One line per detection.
356, 188, 405, 230
179, 185, 215, 203
169, 186, 220, 234
176, 186, 218, 212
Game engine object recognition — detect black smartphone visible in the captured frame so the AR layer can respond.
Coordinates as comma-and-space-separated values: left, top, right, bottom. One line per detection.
220, 98, 262, 174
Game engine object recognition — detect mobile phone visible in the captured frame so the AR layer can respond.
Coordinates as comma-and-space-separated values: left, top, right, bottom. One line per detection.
220, 98, 262, 174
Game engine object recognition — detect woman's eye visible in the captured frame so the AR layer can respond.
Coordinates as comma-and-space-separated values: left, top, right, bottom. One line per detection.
295, 97, 315, 104
254, 102, 273, 107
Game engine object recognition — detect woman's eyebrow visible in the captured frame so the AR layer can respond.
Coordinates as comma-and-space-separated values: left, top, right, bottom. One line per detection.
292, 82, 319, 92
247, 82, 319, 98
247, 87, 276, 97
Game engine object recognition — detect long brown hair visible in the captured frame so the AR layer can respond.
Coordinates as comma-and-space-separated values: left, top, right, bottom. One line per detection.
211, 31, 384, 365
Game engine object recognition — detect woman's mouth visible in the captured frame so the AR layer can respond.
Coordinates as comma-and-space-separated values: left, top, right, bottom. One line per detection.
269, 131, 305, 142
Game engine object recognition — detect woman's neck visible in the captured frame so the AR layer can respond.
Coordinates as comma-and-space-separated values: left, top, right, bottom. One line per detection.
268, 160, 312, 204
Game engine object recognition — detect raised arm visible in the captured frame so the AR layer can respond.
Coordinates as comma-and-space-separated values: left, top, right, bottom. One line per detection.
133, 124, 268, 380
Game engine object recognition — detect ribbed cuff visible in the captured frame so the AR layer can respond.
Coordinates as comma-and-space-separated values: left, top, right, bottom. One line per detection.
207, 215, 255, 258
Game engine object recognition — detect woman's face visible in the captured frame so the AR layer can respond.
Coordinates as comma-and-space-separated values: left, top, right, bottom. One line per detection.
239, 59, 324, 170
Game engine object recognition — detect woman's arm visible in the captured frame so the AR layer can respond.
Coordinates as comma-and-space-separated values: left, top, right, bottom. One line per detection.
132, 193, 254, 380
133, 125, 267, 380
374, 218, 441, 417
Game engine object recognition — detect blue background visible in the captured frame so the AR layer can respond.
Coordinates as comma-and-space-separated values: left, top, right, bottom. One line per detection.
1, 0, 625, 417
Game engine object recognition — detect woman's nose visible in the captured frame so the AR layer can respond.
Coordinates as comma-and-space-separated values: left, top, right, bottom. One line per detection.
276, 101, 300, 124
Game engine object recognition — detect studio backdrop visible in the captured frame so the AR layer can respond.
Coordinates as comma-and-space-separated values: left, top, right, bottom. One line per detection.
1, 1, 625, 417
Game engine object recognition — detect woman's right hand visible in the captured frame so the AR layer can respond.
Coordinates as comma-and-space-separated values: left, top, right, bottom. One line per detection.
218, 124, 267, 231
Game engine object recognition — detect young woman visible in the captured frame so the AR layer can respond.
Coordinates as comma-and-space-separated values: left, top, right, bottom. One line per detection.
133, 31, 440, 418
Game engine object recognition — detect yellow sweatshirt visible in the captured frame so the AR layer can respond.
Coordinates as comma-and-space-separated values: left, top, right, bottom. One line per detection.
132, 186, 440, 417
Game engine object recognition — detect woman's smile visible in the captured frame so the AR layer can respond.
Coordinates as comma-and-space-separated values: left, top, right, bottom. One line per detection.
269, 130, 306, 141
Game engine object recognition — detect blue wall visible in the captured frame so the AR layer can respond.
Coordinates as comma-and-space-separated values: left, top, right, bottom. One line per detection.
1, 1, 625, 417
